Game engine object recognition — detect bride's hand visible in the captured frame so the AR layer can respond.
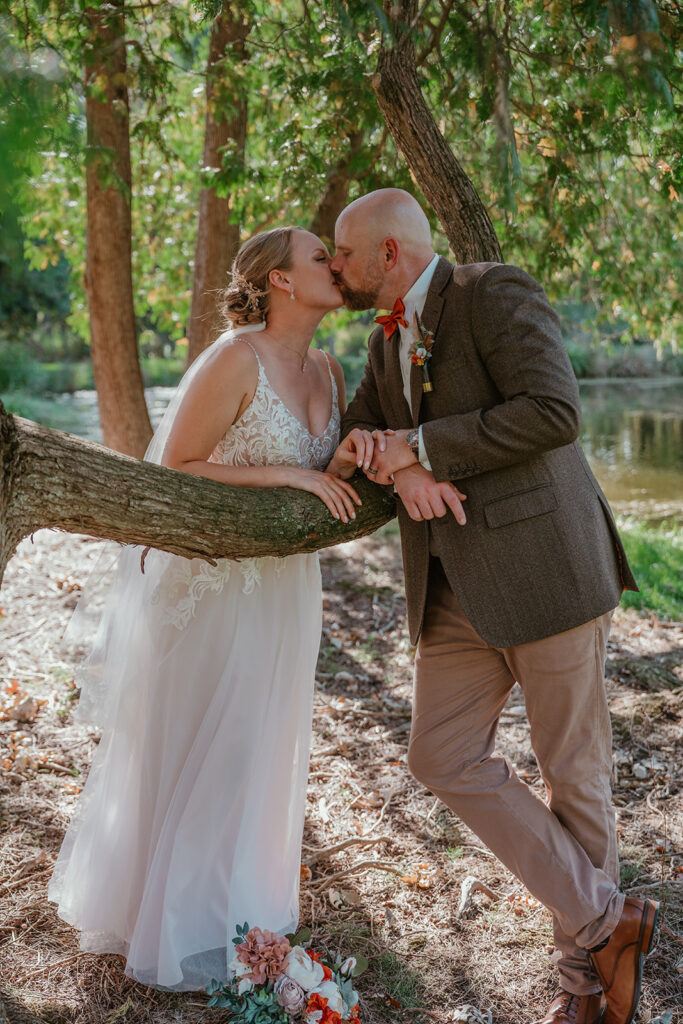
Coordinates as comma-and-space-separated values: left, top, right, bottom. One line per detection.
327, 428, 391, 480
288, 468, 362, 523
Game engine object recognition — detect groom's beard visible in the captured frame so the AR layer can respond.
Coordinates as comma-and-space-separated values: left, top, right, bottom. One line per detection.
334, 257, 383, 311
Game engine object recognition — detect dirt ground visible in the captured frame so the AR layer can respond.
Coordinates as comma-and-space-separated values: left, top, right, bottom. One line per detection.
0, 529, 681, 1024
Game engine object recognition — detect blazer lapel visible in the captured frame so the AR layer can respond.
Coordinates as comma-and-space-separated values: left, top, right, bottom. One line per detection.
410, 256, 452, 425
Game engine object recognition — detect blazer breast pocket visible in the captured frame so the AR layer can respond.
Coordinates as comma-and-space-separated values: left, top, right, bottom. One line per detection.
484, 485, 559, 529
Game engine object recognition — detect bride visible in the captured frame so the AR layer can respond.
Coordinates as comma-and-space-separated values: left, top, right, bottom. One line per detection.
48, 226, 382, 991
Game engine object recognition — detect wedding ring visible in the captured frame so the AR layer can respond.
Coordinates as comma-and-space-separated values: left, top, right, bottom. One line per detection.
366, 468, 378, 475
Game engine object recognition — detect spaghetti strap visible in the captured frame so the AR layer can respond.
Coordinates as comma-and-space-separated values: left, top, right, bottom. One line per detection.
322, 350, 338, 403
233, 336, 263, 369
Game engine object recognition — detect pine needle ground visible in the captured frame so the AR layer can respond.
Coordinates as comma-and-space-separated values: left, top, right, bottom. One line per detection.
0, 529, 680, 1023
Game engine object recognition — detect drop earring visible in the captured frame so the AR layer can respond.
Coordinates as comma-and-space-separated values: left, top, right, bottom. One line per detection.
289, 286, 295, 302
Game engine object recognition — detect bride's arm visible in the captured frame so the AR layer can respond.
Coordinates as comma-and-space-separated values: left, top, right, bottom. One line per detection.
161, 341, 361, 522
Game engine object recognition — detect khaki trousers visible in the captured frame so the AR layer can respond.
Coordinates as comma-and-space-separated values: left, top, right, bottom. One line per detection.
409, 558, 624, 995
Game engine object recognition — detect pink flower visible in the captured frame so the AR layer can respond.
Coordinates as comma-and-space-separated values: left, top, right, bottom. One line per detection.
274, 974, 306, 1014
235, 926, 292, 985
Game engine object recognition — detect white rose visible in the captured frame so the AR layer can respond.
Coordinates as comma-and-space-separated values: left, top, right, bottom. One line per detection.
228, 956, 255, 995
283, 946, 325, 991
309, 980, 344, 1016
340, 957, 357, 977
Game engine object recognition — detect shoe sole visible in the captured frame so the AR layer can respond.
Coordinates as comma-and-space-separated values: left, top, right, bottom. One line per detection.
623, 899, 660, 1024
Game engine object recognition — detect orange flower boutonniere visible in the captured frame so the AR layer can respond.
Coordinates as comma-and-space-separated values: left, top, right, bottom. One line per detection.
410, 312, 434, 393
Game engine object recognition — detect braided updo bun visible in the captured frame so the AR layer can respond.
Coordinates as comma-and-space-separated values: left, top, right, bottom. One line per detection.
222, 227, 296, 326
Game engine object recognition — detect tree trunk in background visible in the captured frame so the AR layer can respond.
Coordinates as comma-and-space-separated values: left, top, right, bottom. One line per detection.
373, 0, 503, 265
309, 131, 364, 247
187, 2, 250, 366
84, 1, 152, 457
0, 404, 396, 589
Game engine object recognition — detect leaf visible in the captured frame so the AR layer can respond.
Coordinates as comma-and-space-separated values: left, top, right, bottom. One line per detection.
537, 137, 557, 158
286, 925, 311, 947
103, 999, 135, 1024
351, 954, 369, 977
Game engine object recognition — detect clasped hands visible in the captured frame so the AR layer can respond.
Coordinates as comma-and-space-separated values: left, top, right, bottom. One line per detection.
334, 428, 467, 525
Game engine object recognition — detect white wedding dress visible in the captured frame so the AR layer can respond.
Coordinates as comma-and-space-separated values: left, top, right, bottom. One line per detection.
48, 338, 340, 991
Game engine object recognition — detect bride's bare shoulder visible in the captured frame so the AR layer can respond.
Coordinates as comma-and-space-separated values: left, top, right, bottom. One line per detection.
198, 335, 259, 380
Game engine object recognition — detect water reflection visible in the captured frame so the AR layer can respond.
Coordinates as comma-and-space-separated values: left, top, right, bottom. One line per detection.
579, 380, 683, 505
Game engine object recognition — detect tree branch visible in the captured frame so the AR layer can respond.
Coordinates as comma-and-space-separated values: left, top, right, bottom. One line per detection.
373, 0, 502, 264
0, 403, 396, 588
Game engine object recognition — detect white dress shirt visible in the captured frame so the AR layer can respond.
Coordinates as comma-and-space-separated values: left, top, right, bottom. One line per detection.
396, 253, 439, 470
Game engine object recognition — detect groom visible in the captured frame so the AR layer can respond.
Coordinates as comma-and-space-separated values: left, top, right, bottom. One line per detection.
331, 189, 659, 1024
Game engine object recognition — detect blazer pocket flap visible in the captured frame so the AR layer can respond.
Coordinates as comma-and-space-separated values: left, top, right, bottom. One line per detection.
485, 485, 558, 529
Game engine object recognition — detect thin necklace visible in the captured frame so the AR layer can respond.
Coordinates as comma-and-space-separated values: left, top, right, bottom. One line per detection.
276, 341, 309, 373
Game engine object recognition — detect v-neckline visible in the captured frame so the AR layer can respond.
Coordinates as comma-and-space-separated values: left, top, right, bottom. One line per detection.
256, 360, 336, 440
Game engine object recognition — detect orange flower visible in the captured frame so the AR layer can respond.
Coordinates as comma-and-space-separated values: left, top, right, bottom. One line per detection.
306, 949, 333, 980
306, 992, 342, 1024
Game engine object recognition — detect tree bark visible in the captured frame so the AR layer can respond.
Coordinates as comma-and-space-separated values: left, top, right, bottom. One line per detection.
0, 403, 395, 590
309, 131, 365, 247
372, 0, 503, 264
187, 2, 250, 366
84, 1, 153, 457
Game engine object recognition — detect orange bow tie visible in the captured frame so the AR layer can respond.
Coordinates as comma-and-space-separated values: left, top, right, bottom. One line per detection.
375, 297, 408, 339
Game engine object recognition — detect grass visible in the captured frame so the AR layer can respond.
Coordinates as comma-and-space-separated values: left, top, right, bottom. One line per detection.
0, 390, 91, 432
618, 518, 682, 620
0, 352, 185, 398
372, 948, 426, 1013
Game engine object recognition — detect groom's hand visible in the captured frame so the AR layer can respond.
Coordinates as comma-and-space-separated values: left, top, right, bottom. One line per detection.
366, 429, 417, 484
393, 464, 467, 524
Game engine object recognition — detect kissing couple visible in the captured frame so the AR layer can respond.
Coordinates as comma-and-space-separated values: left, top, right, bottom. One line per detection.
49, 188, 658, 1024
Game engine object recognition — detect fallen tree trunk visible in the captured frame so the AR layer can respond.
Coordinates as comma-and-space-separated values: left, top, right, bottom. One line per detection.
0, 402, 395, 589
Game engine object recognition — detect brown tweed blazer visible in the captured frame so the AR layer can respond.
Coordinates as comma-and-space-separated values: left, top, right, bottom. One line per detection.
342, 258, 637, 647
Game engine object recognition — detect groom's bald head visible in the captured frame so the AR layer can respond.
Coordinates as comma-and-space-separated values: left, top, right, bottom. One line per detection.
331, 189, 435, 311
337, 188, 432, 250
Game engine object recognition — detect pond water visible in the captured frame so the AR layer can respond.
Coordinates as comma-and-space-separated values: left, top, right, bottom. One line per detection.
7, 378, 683, 514
577, 379, 682, 513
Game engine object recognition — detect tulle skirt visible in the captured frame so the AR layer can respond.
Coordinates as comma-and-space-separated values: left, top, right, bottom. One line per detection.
48, 550, 322, 991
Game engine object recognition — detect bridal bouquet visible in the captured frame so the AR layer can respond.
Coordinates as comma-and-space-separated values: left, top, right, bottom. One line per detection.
207, 923, 367, 1024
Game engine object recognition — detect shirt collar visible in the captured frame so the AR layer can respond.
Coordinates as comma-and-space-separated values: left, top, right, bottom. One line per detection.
402, 254, 440, 318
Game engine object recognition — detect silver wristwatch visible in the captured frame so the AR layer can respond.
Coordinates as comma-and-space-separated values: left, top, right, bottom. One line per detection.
406, 427, 420, 460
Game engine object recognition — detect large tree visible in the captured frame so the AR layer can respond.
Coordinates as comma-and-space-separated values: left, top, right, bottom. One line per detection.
84, 0, 153, 456
371, 0, 502, 263
187, 0, 250, 364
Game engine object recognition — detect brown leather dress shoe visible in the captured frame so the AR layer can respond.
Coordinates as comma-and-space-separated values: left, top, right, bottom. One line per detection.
535, 988, 605, 1023
589, 896, 660, 1024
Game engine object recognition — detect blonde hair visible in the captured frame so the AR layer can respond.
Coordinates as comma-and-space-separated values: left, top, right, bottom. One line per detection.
222, 227, 296, 326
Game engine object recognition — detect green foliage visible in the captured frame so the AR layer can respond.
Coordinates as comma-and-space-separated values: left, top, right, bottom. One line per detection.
206, 978, 288, 1020
618, 517, 682, 620
412, 0, 681, 347
3, 0, 681, 354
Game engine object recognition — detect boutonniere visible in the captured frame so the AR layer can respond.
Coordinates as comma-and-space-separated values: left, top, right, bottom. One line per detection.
411, 312, 434, 393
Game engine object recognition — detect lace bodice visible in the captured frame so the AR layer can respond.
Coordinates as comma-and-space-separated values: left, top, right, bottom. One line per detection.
151, 343, 340, 629
209, 343, 340, 471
